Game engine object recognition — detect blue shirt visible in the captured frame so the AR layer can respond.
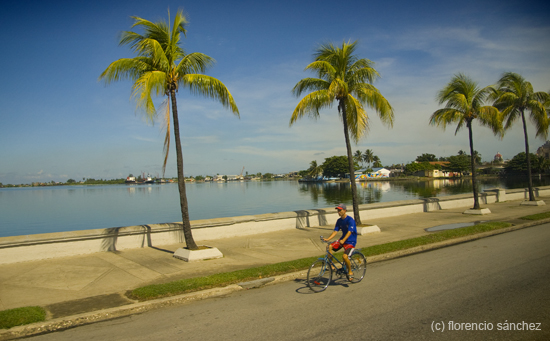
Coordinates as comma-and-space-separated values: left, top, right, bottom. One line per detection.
334, 215, 357, 246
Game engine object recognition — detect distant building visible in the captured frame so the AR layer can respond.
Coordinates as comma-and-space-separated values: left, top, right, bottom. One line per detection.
413, 162, 464, 177
537, 142, 550, 159
356, 167, 390, 180
494, 152, 504, 163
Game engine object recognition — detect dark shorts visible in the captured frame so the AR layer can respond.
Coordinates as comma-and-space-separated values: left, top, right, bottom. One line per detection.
331, 241, 355, 255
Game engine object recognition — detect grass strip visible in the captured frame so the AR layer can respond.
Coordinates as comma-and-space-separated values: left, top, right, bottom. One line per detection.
129, 221, 511, 301
128, 257, 319, 301
520, 211, 550, 221
0, 306, 46, 329
362, 221, 511, 257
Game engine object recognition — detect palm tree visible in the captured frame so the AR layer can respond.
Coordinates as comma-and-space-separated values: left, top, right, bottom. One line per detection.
534, 155, 550, 175
373, 155, 382, 168
307, 160, 323, 178
353, 150, 364, 168
363, 149, 374, 169
492, 72, 550, 201
430, 73, 501, 210
473, 150, 481, 165
290, 41, 394, 224
99, 10, 239, 249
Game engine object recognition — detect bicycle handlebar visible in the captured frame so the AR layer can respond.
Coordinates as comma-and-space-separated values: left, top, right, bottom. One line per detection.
320, 236, 333, 244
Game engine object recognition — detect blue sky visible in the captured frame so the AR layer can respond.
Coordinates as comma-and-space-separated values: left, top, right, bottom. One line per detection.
1, 0, 549, 184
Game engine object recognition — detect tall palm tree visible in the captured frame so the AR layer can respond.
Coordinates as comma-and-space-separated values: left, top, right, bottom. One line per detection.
99, 10, 239, 250
430, 73, 501, 210
290, 41, 394, 224
492, 72, 550, 201
363, 149, 374, 169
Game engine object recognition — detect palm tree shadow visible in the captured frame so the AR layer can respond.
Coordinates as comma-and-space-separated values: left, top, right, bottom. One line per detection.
143, 224, 178, 253
101, 224, 179, 254
295, 209, 328, 229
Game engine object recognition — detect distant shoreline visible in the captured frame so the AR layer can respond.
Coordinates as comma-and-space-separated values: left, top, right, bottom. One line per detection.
1, 174, 544, 188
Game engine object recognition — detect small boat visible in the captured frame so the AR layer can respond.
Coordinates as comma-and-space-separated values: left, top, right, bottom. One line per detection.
125, 176, 136, 184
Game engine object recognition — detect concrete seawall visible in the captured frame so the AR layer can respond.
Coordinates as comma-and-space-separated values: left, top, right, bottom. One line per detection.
0, 186, 546, 264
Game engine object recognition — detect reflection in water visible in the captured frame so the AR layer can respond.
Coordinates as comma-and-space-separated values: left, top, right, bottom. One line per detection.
299, 176, 550, 204
299, 183, 355, 206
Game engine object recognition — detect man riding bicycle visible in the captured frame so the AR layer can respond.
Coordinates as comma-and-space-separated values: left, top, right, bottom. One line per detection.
323, 203, 357, 281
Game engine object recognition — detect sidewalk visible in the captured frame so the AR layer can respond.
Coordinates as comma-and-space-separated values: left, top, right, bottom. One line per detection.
1, 197, 549, 332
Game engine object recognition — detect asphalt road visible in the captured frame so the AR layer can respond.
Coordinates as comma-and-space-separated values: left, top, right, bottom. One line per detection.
26, 224, 550, 341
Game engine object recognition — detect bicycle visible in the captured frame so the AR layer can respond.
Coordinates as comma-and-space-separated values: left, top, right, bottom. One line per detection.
306, 236, 367, 292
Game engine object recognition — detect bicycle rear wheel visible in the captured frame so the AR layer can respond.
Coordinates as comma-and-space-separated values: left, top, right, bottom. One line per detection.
348, 252, 367, 283
307, 259, 332, 292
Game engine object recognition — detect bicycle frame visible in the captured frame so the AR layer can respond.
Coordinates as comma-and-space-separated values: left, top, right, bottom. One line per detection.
320, 240, 349, 274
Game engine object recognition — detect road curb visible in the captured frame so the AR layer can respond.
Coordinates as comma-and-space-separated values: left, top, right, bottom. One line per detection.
0, 285, 243, 341
1, 219, 548, 340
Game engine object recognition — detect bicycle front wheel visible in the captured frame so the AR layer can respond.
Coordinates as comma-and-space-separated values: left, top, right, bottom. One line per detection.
349, 252, 367, 283
307, 259, 332, 292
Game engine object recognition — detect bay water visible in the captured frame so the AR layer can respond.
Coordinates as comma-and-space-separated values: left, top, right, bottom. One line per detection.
1, 177, 548, 238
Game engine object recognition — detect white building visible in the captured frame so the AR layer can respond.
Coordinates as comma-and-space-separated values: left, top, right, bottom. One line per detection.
355, 167, 391, 180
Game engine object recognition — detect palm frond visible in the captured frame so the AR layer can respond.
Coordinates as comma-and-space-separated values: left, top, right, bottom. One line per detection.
130, 16, 169, 46
131, 71, 167, 119
347, 60, 379, 84
304, 61, 336, 81
99, 57, 151, 83
290, 90, 332, 125
430, 108, 464, 131
356, 86, 394, 127
292, 78, 329, 97
171, 9, 188, 41
477, 106, 503, 136
528, 101, 549, 138
176, 52, 215, 75
344, 95, 369, 142
182, 74, 239, 115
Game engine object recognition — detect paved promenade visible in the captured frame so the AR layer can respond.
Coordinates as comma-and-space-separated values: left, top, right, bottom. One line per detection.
1, 196, 549, 337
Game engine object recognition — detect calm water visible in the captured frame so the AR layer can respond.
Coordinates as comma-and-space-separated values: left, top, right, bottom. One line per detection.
1, 177, 548, 237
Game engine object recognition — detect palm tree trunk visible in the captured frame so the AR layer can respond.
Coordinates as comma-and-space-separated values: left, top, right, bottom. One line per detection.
467, 120, 480, 209
170, 89, 198, 250
340, 102, 362, 225
521, 109, 535, 201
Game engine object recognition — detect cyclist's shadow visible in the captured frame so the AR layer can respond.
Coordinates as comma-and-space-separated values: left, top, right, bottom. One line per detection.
294, 276, 351, 294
